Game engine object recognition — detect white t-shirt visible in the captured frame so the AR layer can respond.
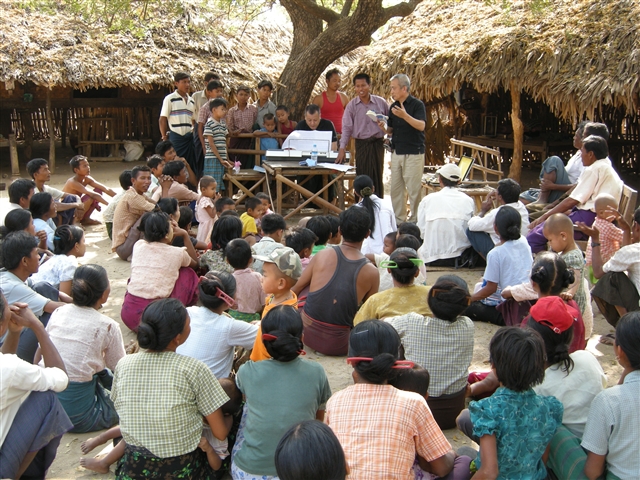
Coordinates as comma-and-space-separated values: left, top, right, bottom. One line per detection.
359, 195, 397, 255
31, 255, 78, 289
570, 158, 623, 212
565, 151, 584, 185
467, 201, 530, 245
482, 236, 533, 304
533, 350, 606, 438
102, 189, 126, 223
33, 218, 55, 251
603, 243, 640, 295
160, 91, 195, 136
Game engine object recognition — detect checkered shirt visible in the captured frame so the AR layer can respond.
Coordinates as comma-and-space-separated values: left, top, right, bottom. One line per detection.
226, 104, 257, 133
386, 313, 475, 396
111, 351, 229, 458
585, 217, 623, 266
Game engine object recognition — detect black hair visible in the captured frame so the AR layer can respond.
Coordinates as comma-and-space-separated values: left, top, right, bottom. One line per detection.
285, 228, 318, 254
1, 231, 38, 270
397, 222, 423, 246
155, 140, 174, 157
439, 174, 458, 188
497, 178, 521, 204
495, 205, 521, 241
204, 71, 220, 82
8, 178, 36, 204
218, 378, 243, 416
119, 170, 133, 189
236, 85, 251, 94
276, 105, 289, 113
339, 206, 371, 243
210, 98, 228, 110
224, 238, 253, 269
53, 225, 84, 255
215, 196, 235, 212
1, 209, 33, 236
255, 192, 270, 202
138, 298, 187, 351
428, 275, 471, 321
210, 215, 243, 252
354, 175, 379, 234
583, 122, 610, 141
261, 214, 286, 234
200, 175, 216, 190
206, 80, 223, 91
395, 234, 421, 251
174, 71, 190, 82
69, 155, 87, 171
388, 365, 431, 396
178, 206, 192, 229
634, 206, 640, 225
131, 165, 150, 179
263, 113, 276, 122
220, 210, 239, 218
325, 68, 340, 81
245, 196, 262, 212
275, 420, 347, 480
385, 231, 397, 247
352, 72, 371, 85
305, 104, 321, 116
261, 305, 304, 362
140, 211, 170, 243
147, 154, 165, 171
615, 311, 640, 370
29, 192, 53, 220
348, 320, 401, 384
157, 197, 179, 217
72, 264, 109, 307
489, 327, 546, 392
526, 317, 574, 374
388, 248, 419, 285
258, 79, 274, 90
530, 251, 574, 295
306, 216, 331, 246
582, 135, 609, 159
162, 160, 185, 178
199, 271, 237, 311
326, 215, 340, 238
26, 158, 48, 178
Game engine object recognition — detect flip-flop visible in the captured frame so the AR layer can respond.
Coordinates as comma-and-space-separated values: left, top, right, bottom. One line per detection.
598, 333, 615, 346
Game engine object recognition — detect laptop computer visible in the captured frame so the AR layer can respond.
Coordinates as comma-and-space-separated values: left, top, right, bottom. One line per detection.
425, 156, 475, 185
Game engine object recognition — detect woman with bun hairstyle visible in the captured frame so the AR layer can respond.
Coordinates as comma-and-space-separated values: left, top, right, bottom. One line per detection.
112, 298, 230, 478
31, 225, 86, 295
231, 305, 331, 479
354, 175, 396, 255
44, 264, 124, 433
177, 271, 259, 378
121, 211, 199, 331
325, 320, 470, 480
465, 205, 533, 325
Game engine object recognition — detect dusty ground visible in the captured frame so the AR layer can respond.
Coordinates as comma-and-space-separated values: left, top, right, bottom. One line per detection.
0, 147, 621, 479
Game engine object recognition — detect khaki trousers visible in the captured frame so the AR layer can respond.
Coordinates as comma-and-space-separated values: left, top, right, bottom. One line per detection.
390, 152, 424, 224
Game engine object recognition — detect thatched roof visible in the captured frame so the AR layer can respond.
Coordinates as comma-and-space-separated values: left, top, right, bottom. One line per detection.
353, 0, 640, 120
0, 0, 292, 91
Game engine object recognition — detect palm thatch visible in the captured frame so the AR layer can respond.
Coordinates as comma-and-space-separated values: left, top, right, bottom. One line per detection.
352, 0, 640, 120
0, 0, 292, 91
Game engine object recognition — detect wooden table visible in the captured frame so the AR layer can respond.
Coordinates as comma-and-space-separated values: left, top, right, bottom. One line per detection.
262, 159, 355, 219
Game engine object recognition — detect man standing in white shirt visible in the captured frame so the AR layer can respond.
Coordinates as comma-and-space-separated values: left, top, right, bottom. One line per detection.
417, 163, 474, 266
466, 178, 530, 259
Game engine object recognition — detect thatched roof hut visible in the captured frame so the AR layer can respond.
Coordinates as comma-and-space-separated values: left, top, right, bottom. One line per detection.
352, 0, 640, 174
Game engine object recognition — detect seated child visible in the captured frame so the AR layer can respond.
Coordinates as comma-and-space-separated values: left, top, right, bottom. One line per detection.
326, 215, 341, 245
204, 98, 232, 188
366, 233, 427, 292
196, 176, 220, 244
457, 327, 563, 479
285, 227, 317, 271
215, 196, 236, 216
240, 196, 265, 244
254, 113, 279, 161
62, 155, 116, 225
584, 193, 623, 283
252, 213, 286, 274
276, 105, 296, 142
155, 140, 197, 188
102, 170, 132, 240
146, 154, 165, 195
174, 205, 208, 250
306, 216, 331, 255
224, 238, 265, 321
254, 192, 273, 230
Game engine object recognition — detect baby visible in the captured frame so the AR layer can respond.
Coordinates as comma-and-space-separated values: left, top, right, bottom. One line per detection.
584, 193, 623, 281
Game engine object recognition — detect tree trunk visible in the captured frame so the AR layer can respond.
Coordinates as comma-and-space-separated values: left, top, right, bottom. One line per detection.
509, 82, 523, 182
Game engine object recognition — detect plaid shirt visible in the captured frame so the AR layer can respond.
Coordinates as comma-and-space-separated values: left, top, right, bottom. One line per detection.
111, 351, 229, 458
111, 188, 155, 251
386, 314, 474, 396
325, 384, 451, 480
226, 104, 257, 133
585, 217, 623, 266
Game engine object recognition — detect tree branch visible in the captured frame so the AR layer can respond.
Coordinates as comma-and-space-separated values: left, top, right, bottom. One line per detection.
288, 0, 341, 24
381, 0, 421, 23
340, 0, 354, 17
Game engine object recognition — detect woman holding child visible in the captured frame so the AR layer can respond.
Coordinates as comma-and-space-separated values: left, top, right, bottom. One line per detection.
353, 175, 396, 255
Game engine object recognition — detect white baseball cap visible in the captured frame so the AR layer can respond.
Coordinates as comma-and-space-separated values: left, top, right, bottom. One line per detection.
436, 163, 462, 181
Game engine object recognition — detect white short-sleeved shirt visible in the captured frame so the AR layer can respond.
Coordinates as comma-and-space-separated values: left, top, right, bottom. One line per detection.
534, 350, 606, 438
102, 190, 126, 223
359, 195, 397, 255
565, 151, 584, 185
31, 255, 78, 289
0, 352, 68, 447
33, 217, 55, 251
602, 243, 640, 295
482, 236, 533, 304
581, 370, 640, 478
569, 158, 623, 212
0, 269, 50, 317
467, 201, 530, 245
160, 91, 195, 136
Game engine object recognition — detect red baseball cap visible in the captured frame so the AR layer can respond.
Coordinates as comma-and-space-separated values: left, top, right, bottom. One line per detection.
529, 296, 579, 334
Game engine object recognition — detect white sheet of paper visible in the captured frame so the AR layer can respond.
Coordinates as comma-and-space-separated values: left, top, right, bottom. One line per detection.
281, 130, 333, 153
317, 163, 355, 172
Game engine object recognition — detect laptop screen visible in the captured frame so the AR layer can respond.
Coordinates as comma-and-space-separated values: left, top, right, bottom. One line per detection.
458, 156, 475, 181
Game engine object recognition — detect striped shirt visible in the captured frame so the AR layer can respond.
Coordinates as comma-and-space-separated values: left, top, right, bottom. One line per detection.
204, 119, 228, 161
161, 91, 195, 136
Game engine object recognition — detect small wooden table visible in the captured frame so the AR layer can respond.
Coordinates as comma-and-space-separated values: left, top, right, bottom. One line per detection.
262, 159, 355, 219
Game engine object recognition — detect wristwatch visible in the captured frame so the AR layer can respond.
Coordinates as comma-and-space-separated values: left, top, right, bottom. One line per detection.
591, 242, 601, 248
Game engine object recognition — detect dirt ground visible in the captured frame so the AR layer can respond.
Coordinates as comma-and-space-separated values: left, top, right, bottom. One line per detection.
0, 148, 621, 479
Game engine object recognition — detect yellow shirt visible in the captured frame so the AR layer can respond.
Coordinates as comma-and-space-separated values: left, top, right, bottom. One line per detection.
240, 212, 258, 237
250, 293, 298, 362
353, 285, 432, 325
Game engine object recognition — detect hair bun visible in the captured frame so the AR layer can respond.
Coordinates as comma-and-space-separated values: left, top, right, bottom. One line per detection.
137, 322, 158, 350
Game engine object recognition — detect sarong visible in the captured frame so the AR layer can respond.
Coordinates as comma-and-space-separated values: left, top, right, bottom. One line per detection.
426, 387, 467, 430
0, 390, 73, 479
116, 444, 215, 480
80, 187, 103, 221
57, 371, 118, 433
355, 137, 385, 197
57, 194, 79, 225
301, 311, 350, 356
193, 124, 205, 178
228, 310, 261, 322
121, 267, 199, 331
591, 271, 640, 327
170, 130, 197, 179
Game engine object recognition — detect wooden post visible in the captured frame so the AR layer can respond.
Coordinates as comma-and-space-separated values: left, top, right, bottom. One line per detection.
61, 108, 68, 148
509, 81, 523, 182
9, 133, 20, 177
46, 89, 56, 171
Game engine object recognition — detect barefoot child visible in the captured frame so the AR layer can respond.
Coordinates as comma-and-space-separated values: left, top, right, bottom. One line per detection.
204, 98, 232, 188
196, 176, 220, 244
62, 155, 116, 225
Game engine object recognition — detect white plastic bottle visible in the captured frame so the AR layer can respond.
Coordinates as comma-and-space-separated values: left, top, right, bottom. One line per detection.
310, 144, 318, 166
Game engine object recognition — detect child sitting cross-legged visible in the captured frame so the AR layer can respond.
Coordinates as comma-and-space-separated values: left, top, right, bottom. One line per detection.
252, 213, 286, 274
196, 175, 221, 245
224, 238, 265, 322
240, 196, 266, 246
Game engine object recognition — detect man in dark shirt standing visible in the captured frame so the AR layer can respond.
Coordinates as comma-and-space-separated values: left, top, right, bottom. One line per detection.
379, 74, 426, 224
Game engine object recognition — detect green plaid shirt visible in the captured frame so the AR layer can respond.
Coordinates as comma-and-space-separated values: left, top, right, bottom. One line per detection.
112, 351, 229, 458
